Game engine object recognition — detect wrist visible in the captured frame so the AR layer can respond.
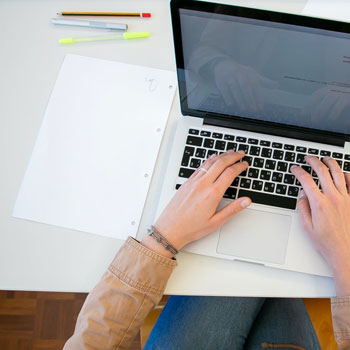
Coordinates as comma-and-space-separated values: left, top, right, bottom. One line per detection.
141, 234, 175, 259
332, 262, 350, 297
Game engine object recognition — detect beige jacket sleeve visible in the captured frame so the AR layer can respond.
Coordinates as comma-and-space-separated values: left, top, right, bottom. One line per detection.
63, 237, 176, 350
64, 236, 350, 350
331, 296, 350, 349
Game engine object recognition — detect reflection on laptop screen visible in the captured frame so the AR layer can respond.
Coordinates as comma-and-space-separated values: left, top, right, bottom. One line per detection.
179, 9, 350, 134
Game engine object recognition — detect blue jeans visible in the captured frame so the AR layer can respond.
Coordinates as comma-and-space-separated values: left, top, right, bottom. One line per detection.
145, 297, 320, 350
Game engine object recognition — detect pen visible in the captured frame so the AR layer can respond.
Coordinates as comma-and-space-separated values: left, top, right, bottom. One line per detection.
58, 32, 150, 44
57, 12, 151, 18
52, 18, 128, 31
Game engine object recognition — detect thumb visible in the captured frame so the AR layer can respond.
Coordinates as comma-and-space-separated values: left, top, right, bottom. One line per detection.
212, 197, 252, 227
297, 190, 313, 233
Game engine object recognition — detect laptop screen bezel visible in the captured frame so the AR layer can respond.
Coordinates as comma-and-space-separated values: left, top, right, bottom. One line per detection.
171, 0, 350, 143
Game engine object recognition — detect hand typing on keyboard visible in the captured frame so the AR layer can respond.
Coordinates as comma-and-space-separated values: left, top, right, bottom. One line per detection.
291, 156, 350, 296
142, 150, 251, 257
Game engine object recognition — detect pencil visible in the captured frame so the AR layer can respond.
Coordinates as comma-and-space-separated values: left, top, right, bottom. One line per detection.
57, 12, 151, 18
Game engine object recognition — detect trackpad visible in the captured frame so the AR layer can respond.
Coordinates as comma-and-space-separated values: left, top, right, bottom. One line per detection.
217, 209, 292, 265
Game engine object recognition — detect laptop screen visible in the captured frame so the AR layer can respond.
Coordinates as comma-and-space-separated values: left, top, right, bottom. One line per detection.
177, 6, 350, 135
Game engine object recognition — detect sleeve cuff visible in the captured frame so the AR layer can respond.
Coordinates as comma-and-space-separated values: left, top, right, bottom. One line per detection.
108, 237, 177, 297
331, 296, 350, 341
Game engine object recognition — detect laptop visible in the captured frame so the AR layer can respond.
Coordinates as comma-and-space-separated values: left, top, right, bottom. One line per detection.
156, 0, 350, 277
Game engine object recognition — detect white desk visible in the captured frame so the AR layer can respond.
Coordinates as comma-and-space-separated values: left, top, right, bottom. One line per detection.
0, 0, 337, 297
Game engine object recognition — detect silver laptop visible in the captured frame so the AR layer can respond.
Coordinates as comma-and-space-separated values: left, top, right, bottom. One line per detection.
156, 0, 350, 277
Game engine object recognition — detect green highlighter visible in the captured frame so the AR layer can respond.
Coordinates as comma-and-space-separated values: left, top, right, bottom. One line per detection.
59, 32, 150, 44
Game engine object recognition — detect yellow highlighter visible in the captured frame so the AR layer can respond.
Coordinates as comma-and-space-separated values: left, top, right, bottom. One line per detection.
59, 32, 150, 44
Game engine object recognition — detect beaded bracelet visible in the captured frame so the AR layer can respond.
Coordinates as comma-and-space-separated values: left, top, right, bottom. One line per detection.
147, 225, 179, 256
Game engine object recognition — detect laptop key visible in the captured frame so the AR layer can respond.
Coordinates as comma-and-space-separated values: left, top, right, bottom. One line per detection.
308, 148, 319, 155
248, 138, 259, 145
248, 168, 259, 178
238, 189, 297, 210
344, 162, 350, 172
296, 153, 306, 164
345, 155, 350, 160
212, 132, 223, 139
224, 134, 235, 141
189, 128, 199, 135
276, 161, 288, 172
296, 146, 306, 153
215, 140, 226, 150
336, 160, 343, 168
260, 140, 271, 147
261, 148, 272, 158
195, 148, 206, 158
236, 136, 247, 143
231, 177, 240, 187
272, 172, 283, 183
301, 165, 312, 174
252, 180, 263, 191
240, 178, 251, 189
175, 184, 181, 190
276, 184, 287, 195
260, 170, 271, 181
265, 159, 276, 170
249, 146, 261, 156
203, 138, 214, 148
200, 130, 211, 137
273, 150, 284, 160
224, 187, 237, 199
226, 142, 237, 151
242, 156, 253, 166
272, 142, 282, 149
190, 158, 201, 168
253, 158, 264, 168
238, 144, 249, 153
184, 146, 195, 156
264, 182, 275, 193
332, 152, 343, 159
288, 186, 299, 197
284, 144, 295, 151
207, 150, 217, 158
320, 150, 331, 157
284, 152, 295, 162
186, 135, 202, 146
179, 168, 195, 178
181, 153, 190, 167
284, 174, 295, 184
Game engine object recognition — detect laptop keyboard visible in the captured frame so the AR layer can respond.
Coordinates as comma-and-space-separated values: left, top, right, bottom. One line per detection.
176, 128, 350, 210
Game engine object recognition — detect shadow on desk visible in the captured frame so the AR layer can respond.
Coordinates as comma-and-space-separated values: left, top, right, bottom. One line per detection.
0, 291, 336, 350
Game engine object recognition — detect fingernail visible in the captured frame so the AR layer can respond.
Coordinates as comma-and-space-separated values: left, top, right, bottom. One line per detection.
290, 165, 297, 170
323, 156, 330, 160
210, 153, 216, 159
299, 190, 305, 199
238, 150, 245, 155
241, 198, 251, 208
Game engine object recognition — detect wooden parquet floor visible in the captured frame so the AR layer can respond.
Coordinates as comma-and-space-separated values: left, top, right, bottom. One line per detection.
0, 290, 141, 350
0, 290, 337, 350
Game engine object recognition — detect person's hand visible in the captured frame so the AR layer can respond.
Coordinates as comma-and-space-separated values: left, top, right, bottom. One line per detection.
291, 156, 350, 296
142, 151, 252, 258
213, 59, 278, 114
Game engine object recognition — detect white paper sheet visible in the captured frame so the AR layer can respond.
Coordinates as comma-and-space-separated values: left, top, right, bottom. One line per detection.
13, 54, 176, 240
302, 0, 350, 22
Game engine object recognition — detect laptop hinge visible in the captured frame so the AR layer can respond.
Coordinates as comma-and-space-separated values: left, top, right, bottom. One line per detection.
203, 114, 345, 148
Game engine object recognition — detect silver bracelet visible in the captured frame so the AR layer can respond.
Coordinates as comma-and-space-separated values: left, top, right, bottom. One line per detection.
147, 225, 179, 255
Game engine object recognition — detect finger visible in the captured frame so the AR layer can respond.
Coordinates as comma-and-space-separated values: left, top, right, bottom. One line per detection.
304, 156, 336, 195
214, 161, 249, 197
206, 150, 245, 183
211, 197, 252, 228
322, 156, 347, 194
189, 153, 217, 180
297, 190, 313, 234
345, 173, 350, 194
291, 165, 321, 204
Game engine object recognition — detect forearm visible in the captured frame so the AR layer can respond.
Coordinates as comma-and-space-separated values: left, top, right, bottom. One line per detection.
64, 237, 176, 350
